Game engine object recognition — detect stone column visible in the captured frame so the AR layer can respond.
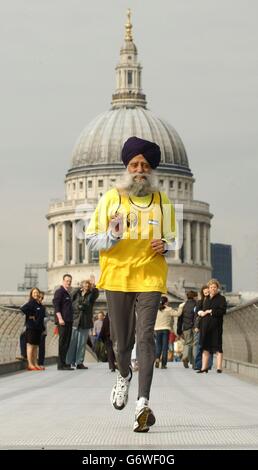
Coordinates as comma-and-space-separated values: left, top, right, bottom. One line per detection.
194, 222, 201, 264
174, 247, 181, 263
71, 220, 78, 265
83, 244, 89, 264
62, 222, 68, 265
184, 220, 192, 263
48, 224, 54, 267
202, 224, 208, 265
207, 225, 211, 265
54, 223, 59, 265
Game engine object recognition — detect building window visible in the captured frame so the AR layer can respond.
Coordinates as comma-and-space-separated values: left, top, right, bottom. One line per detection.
98, 180, 103, 188
79, 181, 83, 190
169, 180, 174, 189
128, 70, 133, 86
128, 56, 132, 60
178, 181, 182, 190
159, 179, 164, 187
73, 183, 76, 191
88, 180, 92, 188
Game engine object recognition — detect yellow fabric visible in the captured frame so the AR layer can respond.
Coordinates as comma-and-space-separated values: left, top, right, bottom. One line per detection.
86, 188, 176, 293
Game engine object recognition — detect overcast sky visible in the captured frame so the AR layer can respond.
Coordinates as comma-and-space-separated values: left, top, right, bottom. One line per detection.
0, 0, 257, 292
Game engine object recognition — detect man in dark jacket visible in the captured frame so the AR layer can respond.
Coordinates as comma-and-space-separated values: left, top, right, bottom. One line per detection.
66, 279, 99, 369
177, 290, 198, 368
53, 274, 74, 370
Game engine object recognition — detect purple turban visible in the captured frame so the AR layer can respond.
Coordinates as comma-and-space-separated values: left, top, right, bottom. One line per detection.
121, 136, 161, 169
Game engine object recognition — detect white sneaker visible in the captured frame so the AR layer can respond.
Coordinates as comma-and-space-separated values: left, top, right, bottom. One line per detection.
110, 367, 132, 410
133, 397, 156, 433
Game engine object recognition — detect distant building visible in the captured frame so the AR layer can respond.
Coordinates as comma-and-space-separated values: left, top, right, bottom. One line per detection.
211, 243, 232, 292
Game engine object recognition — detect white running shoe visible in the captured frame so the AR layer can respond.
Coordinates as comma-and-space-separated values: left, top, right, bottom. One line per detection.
133, 397, 156, 433
110, 367, 132, 410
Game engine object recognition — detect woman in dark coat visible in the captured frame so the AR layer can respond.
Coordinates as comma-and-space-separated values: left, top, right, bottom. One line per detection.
197, 279, 227, 373
193, 285, 209, 370
20, 287, 45, 370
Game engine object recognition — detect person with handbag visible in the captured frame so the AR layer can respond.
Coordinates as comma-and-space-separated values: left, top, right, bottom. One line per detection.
66, 279, 99, 369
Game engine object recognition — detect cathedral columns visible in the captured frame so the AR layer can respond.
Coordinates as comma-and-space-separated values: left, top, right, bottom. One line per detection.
202, 223, 208, 265
48, 224, 54, 267
62, 222, 68, 265
182, 220, 211, 265
194, 222, 201, 264
184, 220, 192, 264
83, 244, 89, 264
207, 225, 211, 265
174, 246, 181, 263
54, 223, 59, 265
71, 220, 78, 265
49, 220, 90, 267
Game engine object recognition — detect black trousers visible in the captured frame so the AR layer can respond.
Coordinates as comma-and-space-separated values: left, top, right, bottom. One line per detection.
38, 334, 46, 366
20, 331, 27, 358
58, 323, 73, 368
105, 291, 161, 400
105, 338, 116, 370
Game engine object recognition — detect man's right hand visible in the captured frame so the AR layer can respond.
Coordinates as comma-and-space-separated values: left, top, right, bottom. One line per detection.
59, 318, 65, 326
109, 213, 123, 238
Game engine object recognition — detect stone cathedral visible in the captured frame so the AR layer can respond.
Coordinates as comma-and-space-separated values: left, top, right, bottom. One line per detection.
47, 11, 212, 292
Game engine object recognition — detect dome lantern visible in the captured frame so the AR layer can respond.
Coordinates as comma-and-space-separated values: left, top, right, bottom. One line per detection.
111, 9, 147, 109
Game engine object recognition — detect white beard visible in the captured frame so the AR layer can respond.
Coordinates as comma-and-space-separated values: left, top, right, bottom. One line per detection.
117, 169, 159, 196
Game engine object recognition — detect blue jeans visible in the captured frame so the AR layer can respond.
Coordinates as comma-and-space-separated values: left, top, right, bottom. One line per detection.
155, 330, 169, 366
66, 327, 90, 366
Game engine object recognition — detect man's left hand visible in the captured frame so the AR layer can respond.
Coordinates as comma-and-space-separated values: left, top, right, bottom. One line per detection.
151, 239, 166, 254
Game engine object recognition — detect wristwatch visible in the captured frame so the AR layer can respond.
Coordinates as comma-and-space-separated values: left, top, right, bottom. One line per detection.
161, 239, 168, 254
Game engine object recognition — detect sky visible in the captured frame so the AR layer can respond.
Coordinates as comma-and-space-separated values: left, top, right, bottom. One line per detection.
0, 0, 257, 292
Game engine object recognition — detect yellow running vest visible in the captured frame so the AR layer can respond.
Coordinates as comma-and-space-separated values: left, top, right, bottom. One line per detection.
87, 189, 176, 293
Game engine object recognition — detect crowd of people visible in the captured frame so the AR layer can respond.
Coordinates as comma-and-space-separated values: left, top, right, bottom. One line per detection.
18, 278, 226, 375
19, 276, 103, 371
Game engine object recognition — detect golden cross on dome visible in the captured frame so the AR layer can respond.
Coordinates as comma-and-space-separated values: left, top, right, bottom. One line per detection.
125, 8, 133, 41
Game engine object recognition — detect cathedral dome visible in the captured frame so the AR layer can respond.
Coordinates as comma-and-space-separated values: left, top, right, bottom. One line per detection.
70, 107, 191, 176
